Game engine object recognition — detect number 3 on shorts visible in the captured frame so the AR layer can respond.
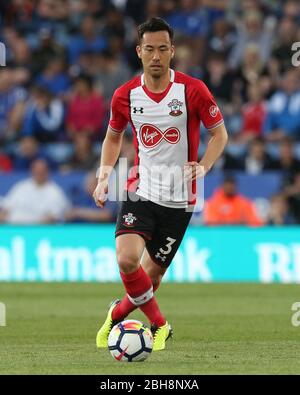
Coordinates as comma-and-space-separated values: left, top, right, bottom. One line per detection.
159, 237, 177, 255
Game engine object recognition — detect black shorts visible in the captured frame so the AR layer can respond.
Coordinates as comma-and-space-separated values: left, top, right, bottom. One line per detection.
115, 191, 193, 268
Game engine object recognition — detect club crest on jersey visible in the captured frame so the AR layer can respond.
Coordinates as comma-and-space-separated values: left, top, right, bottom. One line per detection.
122, 212, 137, 227
168, 99, 183, 116
140, 124, 180, 148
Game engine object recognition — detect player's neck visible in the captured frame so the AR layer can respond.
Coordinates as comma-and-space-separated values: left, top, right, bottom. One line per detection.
143, 69, 171, 93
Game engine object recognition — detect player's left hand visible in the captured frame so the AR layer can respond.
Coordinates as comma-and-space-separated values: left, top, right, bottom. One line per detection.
184, 162, 206, 181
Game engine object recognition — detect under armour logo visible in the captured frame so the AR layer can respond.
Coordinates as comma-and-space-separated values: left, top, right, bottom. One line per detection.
133, 107, 144, 114
155, 252, 166, 262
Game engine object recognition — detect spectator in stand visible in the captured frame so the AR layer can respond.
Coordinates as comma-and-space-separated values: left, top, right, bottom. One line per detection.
9, 37, 32, 70
229, 9, 274, 69
35, 57, 71, 97
12, 136, 55, 170
165, 0, 209, 38
234, 44, 265, 102
259, 57, 281, 100
2, 0, 36, 33
94, 50, 131, 104
242, 137, 274, 174
203, 52, 237, 103
74, 50, 96, 77
203, 52, 242, 136
263, 69, 300, 141
284, 172, 300, 223
64, 171, 117, 223
165, 0, 209, 63
21, 85, 64, 143
125, 0, 147, 24
271, 17, 299, 72
170, 44, 202, 78
269, 137, 300, 182
67, 15, 107, 64
239, 82, 267, 142
100, 5, 136, 51
0, 151, 12, 172
0, 159, 70, 224
207, 18, 236, 58
282, 0, 300, 23
214, 151, 243, 171
31, 26, 66, 75
0, 69, 27, 143
60, 134, 98, 171
266, 193, 296, 225
204, 175, 263, 226
66, 74, 105, 141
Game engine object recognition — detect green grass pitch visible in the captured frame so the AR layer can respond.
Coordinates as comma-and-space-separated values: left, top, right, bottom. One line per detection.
1, 282, 300, 374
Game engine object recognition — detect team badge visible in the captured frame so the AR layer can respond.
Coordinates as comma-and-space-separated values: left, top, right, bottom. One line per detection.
209, 105, 219, 118
140, 124, 180, 148
122, 212, 137, 227
168, 99, 183, 116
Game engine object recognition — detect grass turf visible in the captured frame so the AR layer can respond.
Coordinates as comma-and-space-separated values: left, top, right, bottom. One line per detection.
0, 282, 300, 375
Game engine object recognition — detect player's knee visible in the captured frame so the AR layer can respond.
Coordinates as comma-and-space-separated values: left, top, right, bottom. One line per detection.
117, 252, 140, 274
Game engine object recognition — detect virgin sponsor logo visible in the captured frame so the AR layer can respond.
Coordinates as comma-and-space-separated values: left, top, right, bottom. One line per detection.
140, 124, 180, 148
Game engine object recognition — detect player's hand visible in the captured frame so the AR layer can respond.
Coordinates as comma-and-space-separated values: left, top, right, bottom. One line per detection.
93, 179, 108, 208
184, 162, 206, 181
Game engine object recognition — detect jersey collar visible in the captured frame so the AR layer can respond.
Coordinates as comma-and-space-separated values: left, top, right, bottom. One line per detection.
141, 69, 175, 86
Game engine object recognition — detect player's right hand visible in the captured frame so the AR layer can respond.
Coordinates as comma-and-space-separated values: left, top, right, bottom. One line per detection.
93, 180, 108, 208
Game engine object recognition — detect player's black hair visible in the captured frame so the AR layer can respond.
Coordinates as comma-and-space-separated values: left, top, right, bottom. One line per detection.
137, 17, 174, 43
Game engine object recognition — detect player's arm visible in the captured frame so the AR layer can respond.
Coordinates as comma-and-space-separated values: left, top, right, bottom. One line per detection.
93, 86, 128, 208
185, 123, 228, 181
199, 122, 228, 176
93, 127, 124, 208
185, 80, 228, 180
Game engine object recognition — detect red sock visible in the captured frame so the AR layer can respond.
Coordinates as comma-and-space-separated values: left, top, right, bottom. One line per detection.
112, 296, 135, 321
112, 279, 161, 321
115, 266, 165, 327
139, 297, 165, 327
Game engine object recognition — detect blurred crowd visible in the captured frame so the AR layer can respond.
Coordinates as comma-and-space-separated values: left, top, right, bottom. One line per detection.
0, 0, 300, 225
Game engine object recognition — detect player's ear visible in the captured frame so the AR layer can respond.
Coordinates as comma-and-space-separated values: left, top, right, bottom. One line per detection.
136, 45, 142, 59
171, 45, 175, 59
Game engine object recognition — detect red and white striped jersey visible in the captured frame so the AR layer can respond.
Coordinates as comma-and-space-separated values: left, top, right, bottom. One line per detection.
109, 69, 224, 208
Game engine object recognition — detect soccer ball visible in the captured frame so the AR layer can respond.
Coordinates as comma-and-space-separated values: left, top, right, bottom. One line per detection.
108, 319, 153, 362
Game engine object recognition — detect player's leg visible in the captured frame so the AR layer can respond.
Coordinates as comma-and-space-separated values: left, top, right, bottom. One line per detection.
141, 248, 167, 291
140, 248, 173, 350
96, 235, 168, 348
112, 233, 166, 327
144, 206, 194, 350
96, 233, 145, 348
111, 246, 166, 322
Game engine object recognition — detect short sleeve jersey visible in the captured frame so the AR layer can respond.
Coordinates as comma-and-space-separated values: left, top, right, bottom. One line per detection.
109, 69, 224, 208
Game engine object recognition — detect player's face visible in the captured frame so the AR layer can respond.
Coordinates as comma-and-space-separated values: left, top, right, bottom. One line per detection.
136, 31, 174, 78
